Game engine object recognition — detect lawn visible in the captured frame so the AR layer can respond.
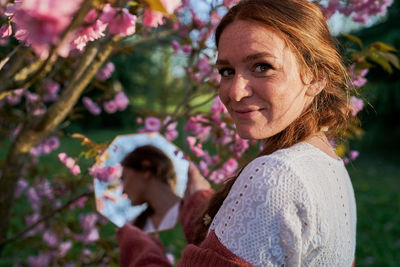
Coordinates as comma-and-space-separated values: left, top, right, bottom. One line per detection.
1, 129, 399, 266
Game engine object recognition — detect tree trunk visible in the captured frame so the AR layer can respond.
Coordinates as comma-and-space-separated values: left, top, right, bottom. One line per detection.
0, 35, 120, 248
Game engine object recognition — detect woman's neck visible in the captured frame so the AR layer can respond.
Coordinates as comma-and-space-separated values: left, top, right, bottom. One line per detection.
305, 131, 339, 160
146, 181, 181, 229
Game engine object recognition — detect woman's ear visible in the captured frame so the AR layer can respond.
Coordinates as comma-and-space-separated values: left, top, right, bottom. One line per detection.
305, 76, 327, 97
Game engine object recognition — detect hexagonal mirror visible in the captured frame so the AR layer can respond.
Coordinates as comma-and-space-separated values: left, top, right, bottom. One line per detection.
92, 132, 189, 232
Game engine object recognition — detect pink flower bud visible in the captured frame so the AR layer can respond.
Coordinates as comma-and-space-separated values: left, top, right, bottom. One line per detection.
58, 153, 67, 162
70, 165, 81, 175
0, 24, 12, 38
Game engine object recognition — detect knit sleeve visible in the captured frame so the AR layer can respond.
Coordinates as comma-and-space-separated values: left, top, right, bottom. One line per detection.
180, 189, 214, 244
209, 156, 313, 266
117, 224, 172, 267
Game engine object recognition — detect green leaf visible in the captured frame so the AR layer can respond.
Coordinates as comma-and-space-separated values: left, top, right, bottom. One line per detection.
384, 52, 400, 70
342, 33, 363, 47
145, 0, 168, 14
370, 42, 397, 52
366, 50, 393, 73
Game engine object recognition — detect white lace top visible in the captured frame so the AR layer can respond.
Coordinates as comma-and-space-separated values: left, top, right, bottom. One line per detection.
142, 202, 180, 233
209, 142, 357, 266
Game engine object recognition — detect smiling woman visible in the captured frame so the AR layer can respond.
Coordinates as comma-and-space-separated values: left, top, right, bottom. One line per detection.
116, 0, 357, 266
217, 21, 322, 140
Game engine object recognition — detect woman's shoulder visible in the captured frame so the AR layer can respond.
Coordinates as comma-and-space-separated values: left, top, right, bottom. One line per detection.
243, 142, 344, 178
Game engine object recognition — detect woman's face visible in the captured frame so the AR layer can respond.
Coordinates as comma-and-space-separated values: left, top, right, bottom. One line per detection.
121, 167, 148, 206
217, 20, 316, 140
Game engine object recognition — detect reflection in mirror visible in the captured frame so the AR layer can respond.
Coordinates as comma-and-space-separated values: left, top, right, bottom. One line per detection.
92, 132, 189, 232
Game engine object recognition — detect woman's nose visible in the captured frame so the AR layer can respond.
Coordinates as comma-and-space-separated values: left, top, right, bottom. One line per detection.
229, 74, 252, 102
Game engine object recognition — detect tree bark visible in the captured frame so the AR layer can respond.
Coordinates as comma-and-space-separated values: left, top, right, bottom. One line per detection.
0, 35, 121, 248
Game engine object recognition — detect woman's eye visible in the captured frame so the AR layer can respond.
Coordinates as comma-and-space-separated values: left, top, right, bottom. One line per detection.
254, 63, 272, 73
218, 68, 235, 77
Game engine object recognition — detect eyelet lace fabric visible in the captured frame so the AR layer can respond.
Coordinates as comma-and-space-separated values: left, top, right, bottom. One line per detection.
209, 142, 356, 267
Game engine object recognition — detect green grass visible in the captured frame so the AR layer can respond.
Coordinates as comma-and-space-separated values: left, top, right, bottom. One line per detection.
347, 150, 400, 266
2, 129, 399, 266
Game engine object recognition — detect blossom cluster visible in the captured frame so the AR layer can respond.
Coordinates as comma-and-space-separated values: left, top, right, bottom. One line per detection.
30, 136, 60, 157
82, 91, 129, 115
1, 0, 182, 59
89, 163, 122, 183
58, 152, 81, 175
321, 0, 394, 24
136, 116, 178, 141
184, 97, 250, 183
14, 175, 106, 266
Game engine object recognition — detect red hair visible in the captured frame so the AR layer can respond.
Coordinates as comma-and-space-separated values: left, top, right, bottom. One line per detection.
193, 0, 352, 244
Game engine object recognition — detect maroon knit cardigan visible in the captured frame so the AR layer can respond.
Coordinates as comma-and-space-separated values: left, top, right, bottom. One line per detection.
117, 189, 252, 266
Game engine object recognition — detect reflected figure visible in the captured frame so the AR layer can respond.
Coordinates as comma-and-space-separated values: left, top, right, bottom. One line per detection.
121, 145, 181, 232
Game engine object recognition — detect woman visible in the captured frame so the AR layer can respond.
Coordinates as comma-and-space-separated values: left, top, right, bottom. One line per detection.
117, 0, 356, 266
121, 145, 181, 233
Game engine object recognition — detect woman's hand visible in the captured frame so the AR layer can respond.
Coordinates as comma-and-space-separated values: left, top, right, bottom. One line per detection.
184, 163, 211, 200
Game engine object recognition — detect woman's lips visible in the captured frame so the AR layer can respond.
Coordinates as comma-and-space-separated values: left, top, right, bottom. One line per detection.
233, 108, 265, 118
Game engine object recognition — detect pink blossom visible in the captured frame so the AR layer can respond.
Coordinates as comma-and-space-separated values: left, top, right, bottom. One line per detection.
210, 11, 221, 25
184, 115, 211, 142
350, 65, 368, 88
43, 230, 58, 247
114, 92, 129, 111
71, 165, 81, 175
65, 157, 76, 169
142, 8, 165, 28
103, 100, 118, 114
89, 164, 121, 183
223, 158, 238, 176
82, 97, 101, 115
36, 180, 54, 200
230, 134, 249, 157
14, 28, 28, 41
25, 91, 40, 102
223, 0, 240, 7
43, 79, 60, 102
343, 157, 350, 164
320, 0, 343, 19
0, 24, 12, 38
349, 150, 360, 161
30, 136, 60, 156
101, 5, 137, 37
182, 44, 192, 53
11, 0, 83, 58
96, 62, 115, 80
171, 40, 179, 55
166, 253, 175, 265
145, 117, 161, 132
70, 196, 89, 210
160, 0, 182, 14
199, 160, 209, 176
58, 152, 67, 162
81, 213, 97, 231
136, 117, 143, 124
25, 213, 44, 236
58, 241, 72, 257
15, 179, 28, 198
72, 9, 107, 51
209, 169, 226, 184
186, 136, 205, 157
190, 9, 206, 29
350, 96, 364, 116
5, 88, 25, 105
28, 252, 51, 267
27, 188, 41, 211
